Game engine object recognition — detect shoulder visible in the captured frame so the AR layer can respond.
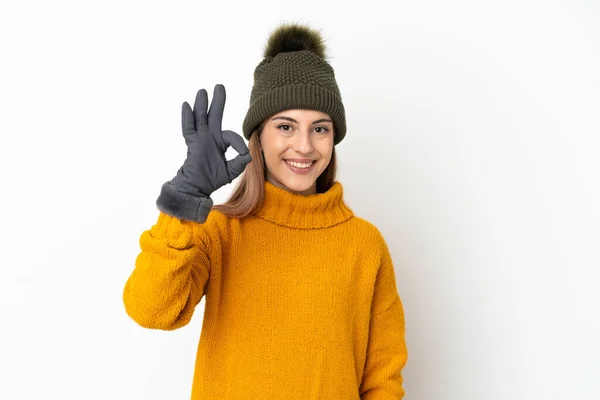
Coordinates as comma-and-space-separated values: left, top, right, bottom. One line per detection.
345, 215, 389, 250
204, 207, 229, 226
193, 208, 233, 247
348, 214, 384, 237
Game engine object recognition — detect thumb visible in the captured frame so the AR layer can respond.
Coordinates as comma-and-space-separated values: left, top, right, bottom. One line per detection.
226, 153, 252, 181
221, 130, 250, 155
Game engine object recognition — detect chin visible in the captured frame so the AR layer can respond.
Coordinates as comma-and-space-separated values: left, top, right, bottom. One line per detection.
283, 180, 315, 194
274, 170, 318, 194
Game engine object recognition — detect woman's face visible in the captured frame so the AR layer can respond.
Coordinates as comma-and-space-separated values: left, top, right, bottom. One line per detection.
259, 109, 334, 195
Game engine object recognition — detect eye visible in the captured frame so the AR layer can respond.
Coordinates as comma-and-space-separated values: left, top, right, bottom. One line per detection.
314, 126, 330, 134
277, 124, 293, 132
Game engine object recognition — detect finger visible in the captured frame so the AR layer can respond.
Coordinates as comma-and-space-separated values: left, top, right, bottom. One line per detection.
193, 88, 208, 128
181, 101, 195, 136
226, 153, 253, 181
221, 130, 250, 155
207, 84, 226, 132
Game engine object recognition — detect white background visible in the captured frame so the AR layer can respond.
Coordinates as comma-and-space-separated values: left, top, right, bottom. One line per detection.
1, 0, 599, 399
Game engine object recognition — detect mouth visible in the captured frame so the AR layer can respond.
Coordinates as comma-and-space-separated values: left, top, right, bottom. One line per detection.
285, 159, 315, 168
284, 159, 316, 174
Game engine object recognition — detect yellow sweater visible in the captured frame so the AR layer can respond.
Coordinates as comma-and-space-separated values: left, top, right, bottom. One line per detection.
123, 180, 408, 399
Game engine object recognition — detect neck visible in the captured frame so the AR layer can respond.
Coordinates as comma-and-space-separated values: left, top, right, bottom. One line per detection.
265, 175, 317, 195
252, 180, 354, 229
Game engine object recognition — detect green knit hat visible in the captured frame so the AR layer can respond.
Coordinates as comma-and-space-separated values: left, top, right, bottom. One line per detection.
242, 23, 346, 145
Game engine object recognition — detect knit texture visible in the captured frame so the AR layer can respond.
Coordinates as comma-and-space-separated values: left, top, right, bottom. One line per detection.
123, 181, 408, 399
242, 50, 347, 145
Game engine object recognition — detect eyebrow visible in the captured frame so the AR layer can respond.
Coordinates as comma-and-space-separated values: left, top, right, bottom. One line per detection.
272, 116, 333, 124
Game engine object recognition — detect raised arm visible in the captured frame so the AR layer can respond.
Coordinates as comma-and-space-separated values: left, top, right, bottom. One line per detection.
123, 84, 250, 330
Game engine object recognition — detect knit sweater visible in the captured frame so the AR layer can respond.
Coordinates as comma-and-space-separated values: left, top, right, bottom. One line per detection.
123, 180, 408, 399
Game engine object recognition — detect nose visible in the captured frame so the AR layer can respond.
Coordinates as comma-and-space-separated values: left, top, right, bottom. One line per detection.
292, 129, 314, 154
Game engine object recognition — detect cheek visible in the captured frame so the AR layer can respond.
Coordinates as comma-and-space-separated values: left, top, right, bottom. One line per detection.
262, 140, 287, 161
316, 141, 334, 162
262, 145, 285, 167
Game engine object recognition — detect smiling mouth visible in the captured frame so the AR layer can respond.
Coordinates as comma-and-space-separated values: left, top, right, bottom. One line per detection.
285, 160, 315, 169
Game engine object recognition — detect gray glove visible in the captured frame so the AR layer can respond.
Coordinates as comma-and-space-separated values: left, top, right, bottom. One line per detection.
156, 84, 252, 223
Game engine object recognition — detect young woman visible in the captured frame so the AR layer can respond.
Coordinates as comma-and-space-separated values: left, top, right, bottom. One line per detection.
123, 23, 408, 399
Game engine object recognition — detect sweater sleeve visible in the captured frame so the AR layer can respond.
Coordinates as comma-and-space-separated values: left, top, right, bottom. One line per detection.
359, 239, 408, 399
122, 211, 212, 330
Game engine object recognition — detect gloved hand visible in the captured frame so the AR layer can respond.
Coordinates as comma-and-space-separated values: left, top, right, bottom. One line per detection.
156, 84, 252, 223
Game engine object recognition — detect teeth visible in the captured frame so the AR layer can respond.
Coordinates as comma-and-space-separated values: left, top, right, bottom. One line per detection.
286, 160, 313, 168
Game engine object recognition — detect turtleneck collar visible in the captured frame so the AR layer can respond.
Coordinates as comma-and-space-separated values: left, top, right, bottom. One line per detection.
252, 180, 354, 229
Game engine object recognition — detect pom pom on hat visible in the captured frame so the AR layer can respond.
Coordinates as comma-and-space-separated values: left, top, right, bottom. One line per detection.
263, 23, 327, 59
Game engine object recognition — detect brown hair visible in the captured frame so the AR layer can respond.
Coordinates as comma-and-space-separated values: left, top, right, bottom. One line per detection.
212, 119, 338, 219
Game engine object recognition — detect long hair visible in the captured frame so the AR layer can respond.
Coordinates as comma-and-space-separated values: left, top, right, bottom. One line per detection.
212, 119, 338, 219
